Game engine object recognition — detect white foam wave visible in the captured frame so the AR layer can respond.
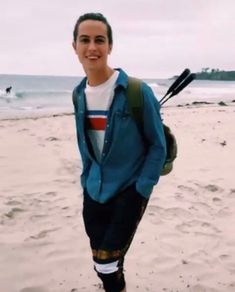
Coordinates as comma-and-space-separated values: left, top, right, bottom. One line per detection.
148, 82, 159, 88
15, 90, 72, 98
0, 89, 18, 100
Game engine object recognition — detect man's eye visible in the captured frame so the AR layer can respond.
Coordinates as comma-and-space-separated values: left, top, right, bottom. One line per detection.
80, 38, 89, 43
96, 38, 105, 44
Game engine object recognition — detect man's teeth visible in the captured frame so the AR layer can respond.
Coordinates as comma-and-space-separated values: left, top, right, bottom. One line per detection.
88, 56, 99, 59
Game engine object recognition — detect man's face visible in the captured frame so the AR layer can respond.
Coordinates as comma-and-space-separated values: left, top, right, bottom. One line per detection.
73, 20, 112, 73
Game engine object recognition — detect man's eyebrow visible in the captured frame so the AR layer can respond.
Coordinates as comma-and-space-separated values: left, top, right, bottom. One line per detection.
95, 35, 106, 38
78, 35, 106, 39
79, 34, 89, 38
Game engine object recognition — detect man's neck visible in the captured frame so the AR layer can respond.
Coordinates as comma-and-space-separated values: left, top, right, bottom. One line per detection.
86, 67, 114, 86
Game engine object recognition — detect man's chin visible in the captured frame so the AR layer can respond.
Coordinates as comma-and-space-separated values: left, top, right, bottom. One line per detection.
84, 65, 102, 73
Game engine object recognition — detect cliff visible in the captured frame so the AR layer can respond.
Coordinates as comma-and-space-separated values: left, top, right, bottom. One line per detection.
196, 69, 235, 81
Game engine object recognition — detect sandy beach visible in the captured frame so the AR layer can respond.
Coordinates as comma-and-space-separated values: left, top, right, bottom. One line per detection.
0, 103, 235, 292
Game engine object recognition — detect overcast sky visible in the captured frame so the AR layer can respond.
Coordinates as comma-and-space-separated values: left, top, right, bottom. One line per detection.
1, 0, 235, 78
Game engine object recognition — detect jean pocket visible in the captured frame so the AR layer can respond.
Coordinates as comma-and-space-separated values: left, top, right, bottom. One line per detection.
123, 183, 144, 202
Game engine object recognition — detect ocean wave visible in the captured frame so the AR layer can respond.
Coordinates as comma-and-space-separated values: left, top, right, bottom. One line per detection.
0, 89, 18, 100
16, 90, 72, 98
148, 82, 159, 88
0, 89, 72, 100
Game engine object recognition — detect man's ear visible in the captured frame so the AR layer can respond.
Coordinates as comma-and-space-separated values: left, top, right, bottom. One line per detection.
72, 42, 76, 52
108, 44, 113, 54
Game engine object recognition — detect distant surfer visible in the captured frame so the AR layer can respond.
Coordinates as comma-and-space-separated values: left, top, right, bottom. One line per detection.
5, 86, 12, 94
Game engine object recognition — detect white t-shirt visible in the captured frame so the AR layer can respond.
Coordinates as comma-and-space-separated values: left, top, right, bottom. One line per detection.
85, 70, 119, 162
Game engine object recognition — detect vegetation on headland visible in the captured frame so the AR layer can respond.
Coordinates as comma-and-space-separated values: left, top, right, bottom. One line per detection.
196, 68, 235, 81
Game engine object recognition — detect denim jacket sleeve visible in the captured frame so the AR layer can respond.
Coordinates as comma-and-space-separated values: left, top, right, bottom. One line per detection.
135, 82, 167, 197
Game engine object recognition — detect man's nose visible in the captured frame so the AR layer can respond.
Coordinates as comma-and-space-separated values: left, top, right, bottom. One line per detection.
88, 40, 96, 50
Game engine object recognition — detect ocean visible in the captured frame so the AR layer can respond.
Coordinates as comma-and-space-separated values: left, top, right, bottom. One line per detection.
1, 74, 235, 119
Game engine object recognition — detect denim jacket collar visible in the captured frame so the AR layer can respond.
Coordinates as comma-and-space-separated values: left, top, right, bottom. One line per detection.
76, 68, 128, 93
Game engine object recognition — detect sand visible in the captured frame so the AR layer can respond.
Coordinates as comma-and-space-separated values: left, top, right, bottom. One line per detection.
0, 103, 235, 292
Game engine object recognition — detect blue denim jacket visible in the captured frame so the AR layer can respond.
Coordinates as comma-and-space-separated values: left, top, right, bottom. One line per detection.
73, 69, 166, 203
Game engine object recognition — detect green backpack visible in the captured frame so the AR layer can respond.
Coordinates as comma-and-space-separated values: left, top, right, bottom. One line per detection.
126, 77, 177, 176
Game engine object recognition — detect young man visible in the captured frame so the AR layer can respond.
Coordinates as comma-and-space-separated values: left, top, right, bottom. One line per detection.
72, 13, 166, 292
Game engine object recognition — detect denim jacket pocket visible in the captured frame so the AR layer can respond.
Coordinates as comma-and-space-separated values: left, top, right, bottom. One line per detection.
115, 110, 132, 123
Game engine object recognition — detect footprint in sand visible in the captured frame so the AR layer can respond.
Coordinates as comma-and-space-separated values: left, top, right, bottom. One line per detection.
188, 284, 218, 292
5, 199, 22, 206
196, 183, 224, 194
57, 159, 79, 176
189, 202, 213, 213
216, 207, 231, 217
194, 182, 224, 195
45, 191, 57, 197
46, 136, 60, 141
146, 205, 165, 224
30, 214, 48, 221
29, 227, 61, 240
219, 254, 230, 261
212, 197, 222, 206
219, 253, 235, 273
228, 189, 235, 198
147, 205, 192, 223
176, 220, 221, 236
18, 128, 29, 132
177, 185, 196, 193
24, 192, 41, 197
163, 207, 192, 220
204, 184, 223, 192
147, 205, 165, 215
177, 184, 198, 197
20, 287, 48, 292
4, 207, 25, 219
175, 192, 185, 199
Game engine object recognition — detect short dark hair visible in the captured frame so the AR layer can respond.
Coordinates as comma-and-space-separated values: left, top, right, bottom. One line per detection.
73, 13, 113, 45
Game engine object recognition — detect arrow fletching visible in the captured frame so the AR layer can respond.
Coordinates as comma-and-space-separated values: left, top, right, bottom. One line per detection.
166, 68, 191, 96
160, 73, 196, 107
170, 73, 196, 97
159, 68, 191, 104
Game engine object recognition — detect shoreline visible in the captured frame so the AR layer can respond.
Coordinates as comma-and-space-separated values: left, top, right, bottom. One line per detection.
0, 99, 234, 121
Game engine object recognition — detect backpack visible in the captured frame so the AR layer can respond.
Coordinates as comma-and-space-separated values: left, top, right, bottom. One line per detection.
126, 77, 177, 176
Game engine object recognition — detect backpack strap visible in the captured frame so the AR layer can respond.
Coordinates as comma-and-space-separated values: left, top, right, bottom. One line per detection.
126, 77, 144, 132
127, 77, 177, 176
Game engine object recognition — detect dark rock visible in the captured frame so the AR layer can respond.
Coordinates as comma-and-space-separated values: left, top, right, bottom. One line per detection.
192, 101, 212, 105
218, 101, 227, 106
220, 140, 227, 146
